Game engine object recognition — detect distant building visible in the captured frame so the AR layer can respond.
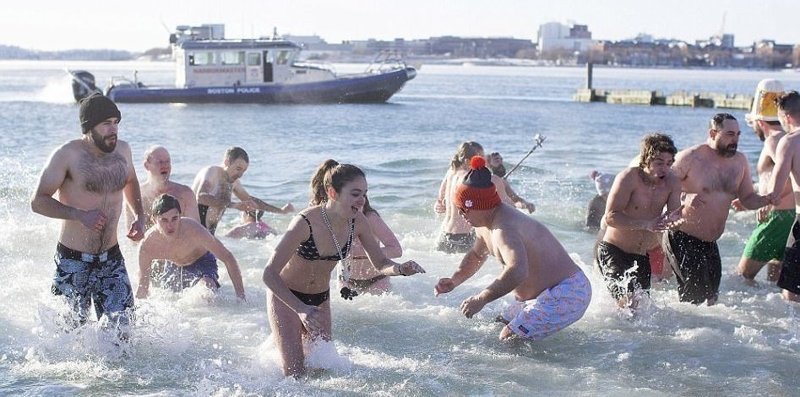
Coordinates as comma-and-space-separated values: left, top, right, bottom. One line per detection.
537, 22, 595, 54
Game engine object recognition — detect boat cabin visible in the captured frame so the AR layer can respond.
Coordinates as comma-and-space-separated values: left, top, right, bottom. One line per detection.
170, 24, 335, 88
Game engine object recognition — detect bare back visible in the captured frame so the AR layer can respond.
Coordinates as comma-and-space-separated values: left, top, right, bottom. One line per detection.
441, 168, 472, 234
476, 204, 579, 301
775, 132, 800, 212
759, 132, 795, 210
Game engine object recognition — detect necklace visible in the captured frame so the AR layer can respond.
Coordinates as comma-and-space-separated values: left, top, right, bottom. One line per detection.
320, 205, 358, 300
639, 168, 658, 190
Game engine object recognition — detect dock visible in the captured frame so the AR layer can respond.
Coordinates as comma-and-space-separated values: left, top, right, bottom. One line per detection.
574, 64, 753, 110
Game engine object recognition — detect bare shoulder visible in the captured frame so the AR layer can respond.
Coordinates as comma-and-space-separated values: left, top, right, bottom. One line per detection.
784, 132, 800, 147
115, 139, 132, 155
676, 143, 705, 159
49, 139, 84, 161
182, 218, 213, 240
616, 166, 639, 181
170, 181, 196, 199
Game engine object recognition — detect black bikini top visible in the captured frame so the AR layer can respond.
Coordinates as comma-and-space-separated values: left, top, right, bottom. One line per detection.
296, 214, 354, 261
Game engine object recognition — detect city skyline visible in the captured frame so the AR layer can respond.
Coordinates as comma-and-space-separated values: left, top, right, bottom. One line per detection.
2, 0, 798, 52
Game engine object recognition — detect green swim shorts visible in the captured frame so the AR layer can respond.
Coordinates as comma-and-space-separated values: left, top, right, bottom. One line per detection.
742, 209, 795, 262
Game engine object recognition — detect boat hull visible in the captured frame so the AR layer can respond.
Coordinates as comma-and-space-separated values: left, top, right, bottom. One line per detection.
107, 67, 416, 104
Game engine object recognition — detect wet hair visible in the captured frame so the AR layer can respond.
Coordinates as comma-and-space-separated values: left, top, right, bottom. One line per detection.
778, 90, 800, 119
309, 159, 366, 205
151, 193, 182, 216
225, 146, 249, 164
310, 159, 340, 205
638, 133, 677, 169
246, 210, 265, 221
709, 113, 737, 131
450, 141, 484, 170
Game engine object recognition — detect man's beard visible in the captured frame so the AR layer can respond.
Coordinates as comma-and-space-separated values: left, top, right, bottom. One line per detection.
716, 143, 737, 158
90, 129, 117, 153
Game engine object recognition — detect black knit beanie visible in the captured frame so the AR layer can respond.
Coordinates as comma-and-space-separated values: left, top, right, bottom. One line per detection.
79, 94, 121, 133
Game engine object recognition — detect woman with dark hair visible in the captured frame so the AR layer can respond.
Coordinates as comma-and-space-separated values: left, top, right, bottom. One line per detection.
262, 159, 426, 377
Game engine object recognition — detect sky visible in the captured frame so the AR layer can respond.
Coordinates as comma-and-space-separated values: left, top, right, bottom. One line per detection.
2, 0, 798, 52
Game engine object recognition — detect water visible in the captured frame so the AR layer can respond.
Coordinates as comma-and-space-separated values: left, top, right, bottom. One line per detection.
2, 60, 800, 395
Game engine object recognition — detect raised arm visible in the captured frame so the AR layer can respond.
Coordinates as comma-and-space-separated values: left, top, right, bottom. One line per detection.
357, 212, 424, 276
503, 180, 535, 213
251, 196, 294, 214
434, 170, 450, 213
367, 212, 402, 259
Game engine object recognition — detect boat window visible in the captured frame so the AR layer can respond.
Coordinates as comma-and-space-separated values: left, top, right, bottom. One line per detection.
191, 52, 214, 66
247, 53, 261, 66
276, 50, 290, 65
220, 51, 244, 65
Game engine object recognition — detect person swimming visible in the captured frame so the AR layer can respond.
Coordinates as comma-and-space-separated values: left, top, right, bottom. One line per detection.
225, 210, 278, 239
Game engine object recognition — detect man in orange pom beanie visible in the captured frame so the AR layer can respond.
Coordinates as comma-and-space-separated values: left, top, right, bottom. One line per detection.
454, 156, 502, 211
436, 156, 592, 342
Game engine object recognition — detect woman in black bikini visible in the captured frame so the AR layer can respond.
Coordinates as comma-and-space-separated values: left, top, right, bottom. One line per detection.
262, 159, 426, 377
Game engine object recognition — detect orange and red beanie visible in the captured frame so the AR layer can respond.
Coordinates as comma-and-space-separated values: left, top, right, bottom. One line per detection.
454, 156, 501, 210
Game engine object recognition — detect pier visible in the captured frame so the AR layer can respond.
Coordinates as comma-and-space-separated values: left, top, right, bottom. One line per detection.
574, 63, 753, 110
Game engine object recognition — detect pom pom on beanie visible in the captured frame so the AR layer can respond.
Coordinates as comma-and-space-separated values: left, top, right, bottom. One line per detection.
454, 155, 501, 210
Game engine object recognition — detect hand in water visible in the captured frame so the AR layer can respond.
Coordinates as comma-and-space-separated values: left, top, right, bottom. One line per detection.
460, 295, 486, 318
499, 324, 515, 340
282, 203, 295, 214
79, 208, 107, 231
298, 305, 324, 336
396, 260, 426, 276
434, 278, 456, 296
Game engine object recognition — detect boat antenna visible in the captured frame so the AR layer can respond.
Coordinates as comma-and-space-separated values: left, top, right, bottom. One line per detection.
503, 134, 546, 180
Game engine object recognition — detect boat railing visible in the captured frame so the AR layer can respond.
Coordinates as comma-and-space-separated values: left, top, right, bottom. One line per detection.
109, 71, 145, 89
292, 61, 337, 75
364, 50, 408, 74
